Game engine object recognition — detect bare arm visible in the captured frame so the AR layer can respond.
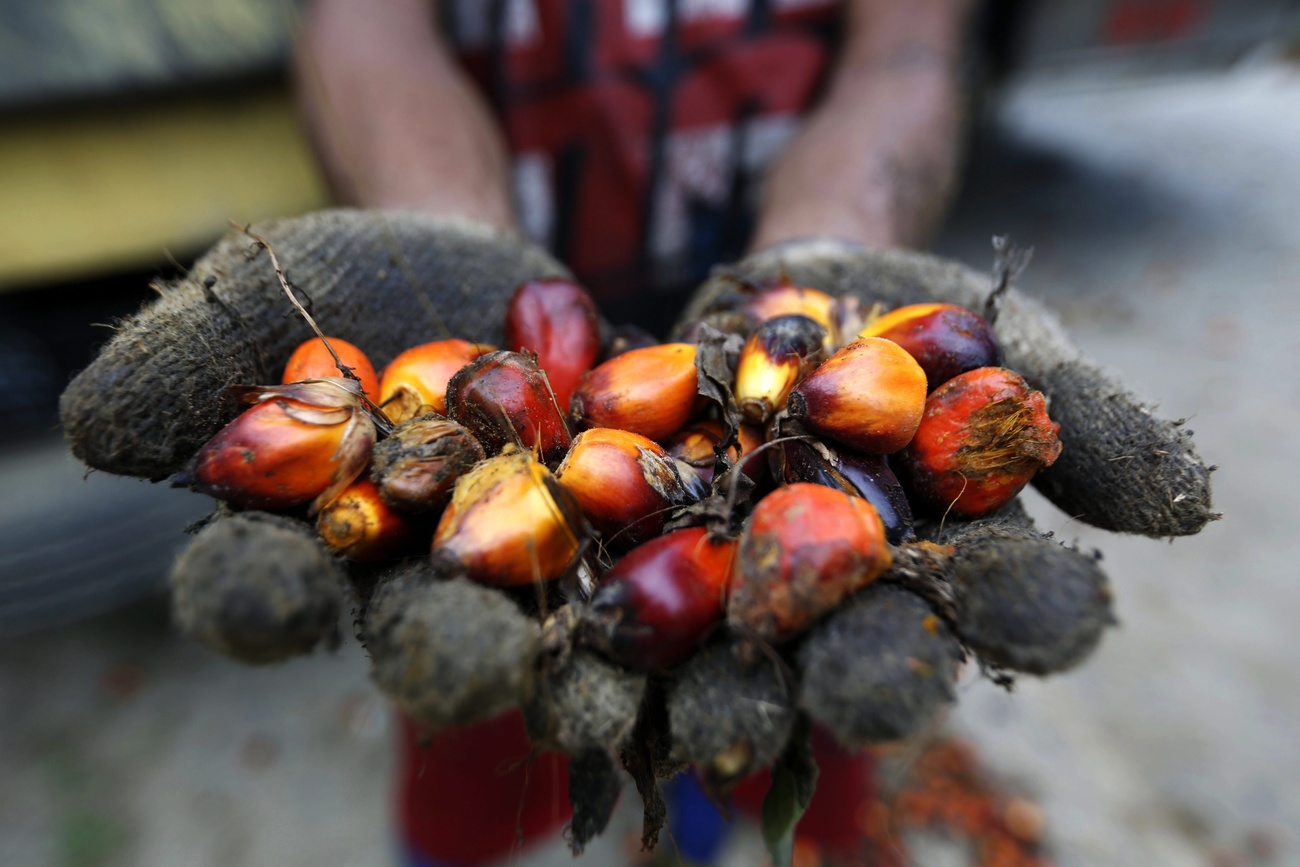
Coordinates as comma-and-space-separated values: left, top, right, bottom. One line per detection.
295, 0, 518, 231
750, 0, 975, 251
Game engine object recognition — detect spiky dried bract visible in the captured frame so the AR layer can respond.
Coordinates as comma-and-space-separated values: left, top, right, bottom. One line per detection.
798, 583, 959, 748
938, 513, 1114, 675
523, 648, 646, 753
667, 638, 796, 794
169, 512, 343, 665
565, 748, 623, 856
678, 239, 1215, 537
363, 570, 540, 728
60, 210, 567, 480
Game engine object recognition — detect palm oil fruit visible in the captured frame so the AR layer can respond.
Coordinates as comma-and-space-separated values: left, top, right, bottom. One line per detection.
317, 477, 422, 562
555, 428, 706, 550
734, 315, 827, 424
768, 425, 914, 545
897, 367, 1062, 518
787, 337, 927, 454
745, 284, 838, 343
431, 447, 585, 588
584, 527, 738, 672
369, 415, 486, 514
858, 302, 1000, 392
730, 483, 891, 642
570, 343, 701, 442
445, 350, 571, 465
664, 419, 765, 485
282, 336, 380, 398
504, 278, 602, 411
378, 339, 493, 423
188, 379, 375, 512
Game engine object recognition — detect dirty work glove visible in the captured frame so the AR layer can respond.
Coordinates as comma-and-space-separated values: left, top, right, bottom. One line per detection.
59, 209, 566, 669
659, 238, 1217, 795
58, 217, 1218, 852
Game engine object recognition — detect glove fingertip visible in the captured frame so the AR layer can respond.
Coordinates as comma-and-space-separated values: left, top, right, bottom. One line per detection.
169, 511, 344, 665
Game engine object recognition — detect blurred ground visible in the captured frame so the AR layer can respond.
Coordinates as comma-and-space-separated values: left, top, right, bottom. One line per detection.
3, 60, 1299, 867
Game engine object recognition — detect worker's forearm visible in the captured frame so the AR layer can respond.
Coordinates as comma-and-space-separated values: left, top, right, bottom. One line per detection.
295, 0, 517, 230
750, 0, 975, 251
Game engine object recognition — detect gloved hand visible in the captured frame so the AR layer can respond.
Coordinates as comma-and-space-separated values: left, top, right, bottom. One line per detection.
661, 237, 1217, 801
58, 215, 1216, 852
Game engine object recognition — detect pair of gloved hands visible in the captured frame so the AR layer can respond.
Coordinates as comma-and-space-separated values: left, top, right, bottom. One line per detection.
59, 210, 1216, 844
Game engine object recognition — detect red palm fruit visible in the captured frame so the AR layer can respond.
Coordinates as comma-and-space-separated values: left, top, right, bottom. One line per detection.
445, 350, 571, 465
431, 447, 585, 587
189, 379, 375, 512
282, 336, 380, 398
584, 527, 738, 672
664, 419, 765, 485
317, 477, 424, 562
787, 337, 927, 454
570, 343, 701, 442
734, 315, 827, 424
504, 278, 602, 410
896, 367, 1062, 518
379, 339, 493, 423
555, 428, 707, 550
369, 416, 486, 513
858, 302, 1001, 392
729, 483, 891, 642
768, 426, 914, 545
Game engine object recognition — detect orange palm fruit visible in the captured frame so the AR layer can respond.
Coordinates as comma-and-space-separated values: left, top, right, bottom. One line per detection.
369, 415, 486, 514
729, 483, 891, 642
857, 302, 1001, 392
378, 339, 493, 423
570, 343, 701, 442
445, 350, 571, 465
504, 278, 602, 410
896, 367, 1062, 518
663, 419, 765, 485
745, 284, 837, 337
787, 337, 927, 454
317, 477, 424, 562
431, 447, 585, 587
188, 379, 375, 512
282, 336, 380, 398
734, 314, 827, 424
584, 527, 739, 671
555, 428, 706, 550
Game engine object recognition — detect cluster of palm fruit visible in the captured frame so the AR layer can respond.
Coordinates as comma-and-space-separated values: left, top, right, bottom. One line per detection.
182, 276, 1061, 679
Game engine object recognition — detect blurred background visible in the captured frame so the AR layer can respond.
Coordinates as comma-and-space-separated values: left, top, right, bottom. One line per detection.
2, 1, 1299, 865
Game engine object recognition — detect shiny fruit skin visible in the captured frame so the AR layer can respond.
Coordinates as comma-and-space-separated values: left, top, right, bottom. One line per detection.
746, 285, 837, 342
770, 435, 914, 545
193, 399, 348, 510
897, 367, 1062, 518
585, 527, 738, 672
370, 415, 486, 514
283, 336, 380, 398
734, 315, 826, 424
730, 483, 891, 642
664, 419, 765, 485
504, 278, 602, 411
555, 428, 706, 550
431, 448, 584, 587
787, 337, 927, 454
445, 351, 571, 465
189, 380, 374, 512
570, 343, 701, 442
379, 339, 493, 423
317, 477, 423, 562
858, 303, 1001, 392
